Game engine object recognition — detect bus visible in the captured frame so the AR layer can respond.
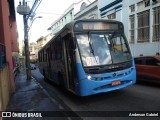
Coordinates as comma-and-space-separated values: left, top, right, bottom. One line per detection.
38, 19, 136, 96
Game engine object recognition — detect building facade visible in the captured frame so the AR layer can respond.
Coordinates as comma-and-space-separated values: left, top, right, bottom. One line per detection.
48, 0, 92, 35
29, 42, 36, 62
0, 0, 18, 111
99, 0, 160, 57
74, 0, 98, 20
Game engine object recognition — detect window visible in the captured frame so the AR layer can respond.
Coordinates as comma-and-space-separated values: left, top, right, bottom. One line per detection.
137, 0, 150, 10
76, 33, 131, 66
89, 14, 96, 19
50, 38, 62, 60
152, 0, 160, 5
144, 0, 150, 7
129, 5, 135, 13
108, 13, 116, 19
44, 50, 47, 62
42, 51, 44, 62
134, 58, 143, 64
129, 15, 135, 43
38, 53, 41, 62
152, 6, 160, 42
137, 1, 144, 10
137, 10, 150, 42
145, 58, 159, 66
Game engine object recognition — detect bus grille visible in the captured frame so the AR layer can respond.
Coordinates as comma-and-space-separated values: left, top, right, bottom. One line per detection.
92, 68, 132, 81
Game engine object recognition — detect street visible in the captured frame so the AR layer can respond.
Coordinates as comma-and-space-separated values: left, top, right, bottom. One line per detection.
31, 69, 160, 120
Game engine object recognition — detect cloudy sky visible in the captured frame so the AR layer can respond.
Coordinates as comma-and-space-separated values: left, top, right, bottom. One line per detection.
15, 0, 95, 43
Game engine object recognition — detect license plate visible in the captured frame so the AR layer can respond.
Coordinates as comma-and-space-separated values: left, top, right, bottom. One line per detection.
112, 80, 121, 86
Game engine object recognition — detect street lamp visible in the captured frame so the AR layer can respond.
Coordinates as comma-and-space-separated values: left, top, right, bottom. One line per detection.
28, 16, 42, 32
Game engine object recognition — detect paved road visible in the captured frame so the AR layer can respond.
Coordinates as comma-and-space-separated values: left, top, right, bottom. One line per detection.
31, 69, 160, 120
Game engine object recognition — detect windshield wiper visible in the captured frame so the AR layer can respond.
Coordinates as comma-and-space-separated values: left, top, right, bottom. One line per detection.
87, 32, 98, 65
88, 32, 94, 54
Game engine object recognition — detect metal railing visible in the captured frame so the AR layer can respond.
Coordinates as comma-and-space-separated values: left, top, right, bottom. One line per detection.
0, 43, 6, 68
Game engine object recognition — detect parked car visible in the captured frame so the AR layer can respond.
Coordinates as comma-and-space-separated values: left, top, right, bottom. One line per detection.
30, 64, 36, 70
134, 56, 160, 83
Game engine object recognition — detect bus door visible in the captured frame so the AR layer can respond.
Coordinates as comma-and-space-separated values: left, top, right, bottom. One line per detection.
46, 47, 51, 79
63, 36, 76, 91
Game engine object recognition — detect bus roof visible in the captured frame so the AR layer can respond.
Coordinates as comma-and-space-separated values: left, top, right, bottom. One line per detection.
38, 19, 123, 53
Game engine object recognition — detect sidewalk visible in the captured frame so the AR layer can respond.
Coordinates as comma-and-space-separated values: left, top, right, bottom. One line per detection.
5, 69, 81, 120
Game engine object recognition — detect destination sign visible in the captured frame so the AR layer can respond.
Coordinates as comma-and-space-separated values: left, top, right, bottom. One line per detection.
74, 21, 119, 31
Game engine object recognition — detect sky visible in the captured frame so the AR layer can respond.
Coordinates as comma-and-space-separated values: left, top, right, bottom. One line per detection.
15, 0, 95, 43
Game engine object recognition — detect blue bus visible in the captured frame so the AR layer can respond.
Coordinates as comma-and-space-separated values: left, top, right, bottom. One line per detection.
38, 19, 136, 96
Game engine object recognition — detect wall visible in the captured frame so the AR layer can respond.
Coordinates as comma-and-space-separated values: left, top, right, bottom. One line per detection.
0, 0, 15, 92
0, 64, 10, 111
10, 20, 19, 52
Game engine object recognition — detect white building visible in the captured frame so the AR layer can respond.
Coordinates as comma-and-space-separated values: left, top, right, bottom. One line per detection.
48, 0, 94, 35
99, 0, 160, 57
74, 0, 98, 20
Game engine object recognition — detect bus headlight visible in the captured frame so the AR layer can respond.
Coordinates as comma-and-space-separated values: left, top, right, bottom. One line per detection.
87, 75, 92, 80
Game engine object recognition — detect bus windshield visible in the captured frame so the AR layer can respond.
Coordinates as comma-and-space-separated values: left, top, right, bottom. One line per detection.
76, 33, 132, 67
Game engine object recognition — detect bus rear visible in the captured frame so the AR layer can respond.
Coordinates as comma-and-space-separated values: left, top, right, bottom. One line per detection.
73, 20, 136, 96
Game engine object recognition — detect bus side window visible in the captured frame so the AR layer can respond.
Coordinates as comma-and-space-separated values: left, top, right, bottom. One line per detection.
42, 51, 44, 62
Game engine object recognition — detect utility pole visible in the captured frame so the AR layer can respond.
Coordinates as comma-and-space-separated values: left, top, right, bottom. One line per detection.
17, 0, 42, 80
23, 14, 31, 80
17, 0, 31, 80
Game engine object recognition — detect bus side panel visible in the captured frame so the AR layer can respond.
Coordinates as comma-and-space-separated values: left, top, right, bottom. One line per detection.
50, 60, 59, 83
74, 63, 87, 95
50, 60, 66, 84
38, 62, 43, 75
39, 61, 48, 78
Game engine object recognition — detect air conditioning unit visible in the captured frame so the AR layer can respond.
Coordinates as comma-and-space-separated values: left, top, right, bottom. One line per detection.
152, 0, 157, 2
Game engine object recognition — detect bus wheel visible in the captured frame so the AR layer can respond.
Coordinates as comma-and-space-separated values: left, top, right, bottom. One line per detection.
43, 70, 47, 81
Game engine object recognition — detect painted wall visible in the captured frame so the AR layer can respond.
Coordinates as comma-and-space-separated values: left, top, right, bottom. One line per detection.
0, 0, 15, 92
0, 64, 10, 111
0, 0, 18, 111
10, 20, 19, 52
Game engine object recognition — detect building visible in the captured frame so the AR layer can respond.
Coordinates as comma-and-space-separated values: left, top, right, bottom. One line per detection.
0, 0, 18, 111
99, 0, 160, 57
74, 0, 98, 20
48, 0, 92, 35
29, 42, 37, 62
19, 39, 24, 56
